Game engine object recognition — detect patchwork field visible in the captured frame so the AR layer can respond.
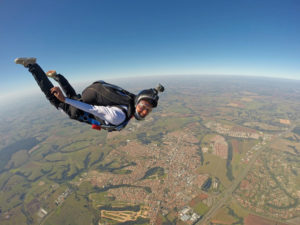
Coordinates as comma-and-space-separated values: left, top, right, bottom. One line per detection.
1, 77, 300, 224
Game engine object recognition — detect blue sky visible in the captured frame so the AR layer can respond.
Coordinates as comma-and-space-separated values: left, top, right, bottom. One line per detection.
0, 0, 299, 103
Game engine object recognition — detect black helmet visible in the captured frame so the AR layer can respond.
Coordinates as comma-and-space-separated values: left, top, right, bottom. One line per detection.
134, 83, 165, 120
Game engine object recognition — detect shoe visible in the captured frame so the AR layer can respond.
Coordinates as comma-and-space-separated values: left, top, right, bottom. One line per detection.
46, 70, 57, 78
14, 57, 36, 67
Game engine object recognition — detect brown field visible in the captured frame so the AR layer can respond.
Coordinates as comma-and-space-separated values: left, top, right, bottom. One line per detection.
155, 215, 163, 225
270, 137, 300, 153
211, 219, 232, 225
101, 206, 149, 222
211, 207, 237, 225
228, 103, 239, 107
227, 102, 244, 108
189, 193, 208, 207
244, 214, 288, 225
287, 216, 300, 225
241, 97, 253, 102
279, 119, 291, 125
231, 139, 239, 153
211, 135, 228, 159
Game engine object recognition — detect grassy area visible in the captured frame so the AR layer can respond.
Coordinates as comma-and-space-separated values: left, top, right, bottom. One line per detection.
198, 153, 231, 187
201, 134, 218, 149
89, 192, 114, 207
151, 116, 197, 132
167, 103, 192, 114
0, 206, 27, 225
7, 150, 29, 168
0, 175, 27, 211
24, 180, 50, 203
44, 194, 95, 225
229, 199, 250, 218
77, 181, 95, 195
232, 153, 245, 178
60, 140, 91, 153
211, 207, 237, 224
231, 138, 258, 178
193, 201, 209, 215
296, 176, 300, 189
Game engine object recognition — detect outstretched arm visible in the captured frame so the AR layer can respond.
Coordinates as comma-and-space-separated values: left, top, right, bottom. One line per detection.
64, 98, 126, 125
51, 86, 126, 125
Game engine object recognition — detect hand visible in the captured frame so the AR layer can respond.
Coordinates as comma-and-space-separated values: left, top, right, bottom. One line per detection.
50, 87, 66, 102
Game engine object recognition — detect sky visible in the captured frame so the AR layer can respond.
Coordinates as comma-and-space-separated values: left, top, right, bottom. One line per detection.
0, 0, 300, 103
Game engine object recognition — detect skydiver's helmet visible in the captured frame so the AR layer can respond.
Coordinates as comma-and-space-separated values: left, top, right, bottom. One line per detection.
134, 83, 165, 120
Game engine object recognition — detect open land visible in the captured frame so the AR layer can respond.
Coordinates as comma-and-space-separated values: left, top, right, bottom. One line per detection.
0, 76, 300, 224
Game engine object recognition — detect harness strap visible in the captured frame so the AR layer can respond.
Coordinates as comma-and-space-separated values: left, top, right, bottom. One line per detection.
78, 112, 131, 132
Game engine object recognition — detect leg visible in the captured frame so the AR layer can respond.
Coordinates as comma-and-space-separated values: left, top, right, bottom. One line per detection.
52, 74, 78, 99
28, 63, 61, 108
15, 58, 82, 120
29, 65, 81, 118
46, 71, 83, 118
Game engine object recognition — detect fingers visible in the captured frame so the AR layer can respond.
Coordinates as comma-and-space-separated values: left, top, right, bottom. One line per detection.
51, 87, 58, 92
50, 87, 59, 100
50, 87, 59, 94
50, 87, 65, 102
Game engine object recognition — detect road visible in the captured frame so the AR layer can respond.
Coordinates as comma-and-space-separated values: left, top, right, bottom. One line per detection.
197, 127, 294, 225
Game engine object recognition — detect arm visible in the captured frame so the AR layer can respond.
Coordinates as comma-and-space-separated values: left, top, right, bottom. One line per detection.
65, 98, 126, 125
51, 86, 126, 125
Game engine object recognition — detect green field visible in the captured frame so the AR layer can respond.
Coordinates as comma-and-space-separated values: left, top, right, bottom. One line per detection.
198, 153, 231, 187
193, 201, 210, 215
43, 195, 95, 225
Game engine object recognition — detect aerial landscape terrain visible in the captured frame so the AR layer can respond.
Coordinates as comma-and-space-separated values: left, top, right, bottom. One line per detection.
0, 76, 300, 225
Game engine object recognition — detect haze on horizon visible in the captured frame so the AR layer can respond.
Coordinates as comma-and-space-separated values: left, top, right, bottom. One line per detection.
0, 0, 299, 103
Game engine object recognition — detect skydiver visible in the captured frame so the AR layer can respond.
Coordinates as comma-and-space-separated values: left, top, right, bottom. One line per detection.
15, 57, 164, 131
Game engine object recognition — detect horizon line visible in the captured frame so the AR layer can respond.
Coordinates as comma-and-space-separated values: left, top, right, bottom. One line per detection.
1, 73, 300, 107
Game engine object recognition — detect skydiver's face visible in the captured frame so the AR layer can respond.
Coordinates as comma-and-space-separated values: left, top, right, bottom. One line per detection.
136, 100, 153, 118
